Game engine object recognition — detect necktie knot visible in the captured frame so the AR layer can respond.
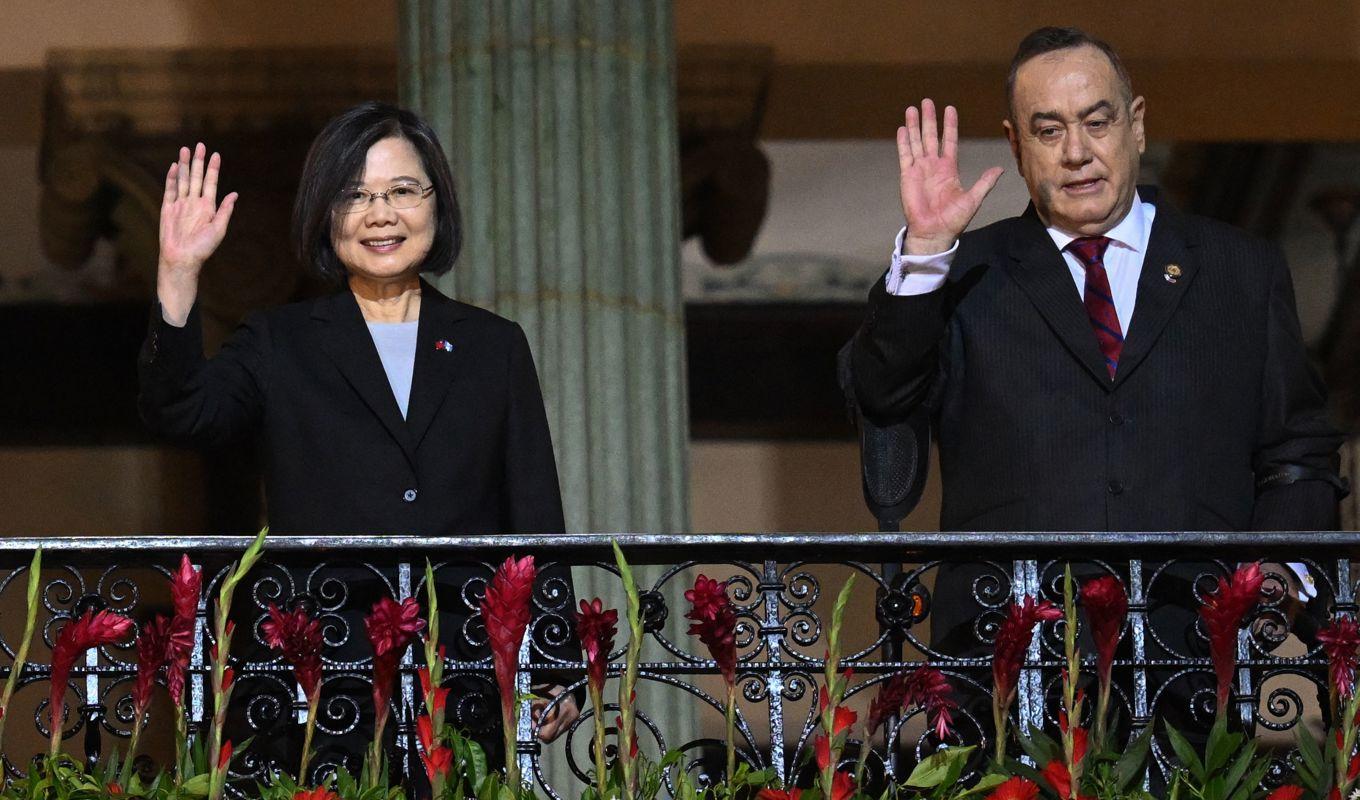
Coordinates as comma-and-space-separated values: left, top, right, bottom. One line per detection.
1067, 236, 1112, 267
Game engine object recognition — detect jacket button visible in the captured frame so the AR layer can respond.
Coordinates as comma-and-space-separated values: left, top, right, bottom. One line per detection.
403, 489, 418, 503
1108, 413, 1124, 425
1107, 480, 1124, 495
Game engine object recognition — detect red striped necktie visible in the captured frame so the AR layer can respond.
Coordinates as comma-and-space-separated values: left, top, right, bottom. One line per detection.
1066, 236, 1123, 379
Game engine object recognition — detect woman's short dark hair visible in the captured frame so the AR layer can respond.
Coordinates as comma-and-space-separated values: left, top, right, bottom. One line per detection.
292, 101, 462, 284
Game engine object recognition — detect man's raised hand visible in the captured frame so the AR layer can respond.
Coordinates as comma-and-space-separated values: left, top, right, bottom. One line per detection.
157, 143, 237, 324
897, 99, 1003, 255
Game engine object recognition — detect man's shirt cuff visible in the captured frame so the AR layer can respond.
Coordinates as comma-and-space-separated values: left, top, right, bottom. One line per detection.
885, 226, 957, 296
1287, 562, 1317, 601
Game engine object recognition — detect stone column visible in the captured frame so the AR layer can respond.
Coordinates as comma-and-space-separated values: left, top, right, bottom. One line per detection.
398, 2, 696, 791
399, 1, 688, 536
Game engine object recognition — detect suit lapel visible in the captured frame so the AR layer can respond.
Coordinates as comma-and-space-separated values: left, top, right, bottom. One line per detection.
1006, 207, 1114, 389
406, 280, 469, 449
1112, 196, 1199, 388
311, 290, 416, 465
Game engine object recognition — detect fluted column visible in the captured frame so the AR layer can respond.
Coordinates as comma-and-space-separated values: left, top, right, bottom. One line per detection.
399, 1, 688, 536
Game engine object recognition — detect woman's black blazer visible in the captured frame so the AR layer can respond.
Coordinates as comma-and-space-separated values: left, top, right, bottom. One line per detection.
138, 279, 565, 538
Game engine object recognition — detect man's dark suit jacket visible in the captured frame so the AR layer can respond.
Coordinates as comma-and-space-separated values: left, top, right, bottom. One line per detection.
851, 188, 1344, 744
852, 187, 1343, 535
138, 279, 565, 537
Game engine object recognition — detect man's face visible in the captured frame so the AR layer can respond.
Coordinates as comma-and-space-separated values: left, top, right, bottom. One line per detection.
1003, 45, 1145, 236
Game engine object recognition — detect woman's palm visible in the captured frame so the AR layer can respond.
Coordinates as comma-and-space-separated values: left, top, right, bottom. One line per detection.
159, 143, 237, 274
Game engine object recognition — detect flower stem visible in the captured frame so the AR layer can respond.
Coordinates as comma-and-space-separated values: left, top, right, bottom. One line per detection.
1062, 565, 1082, 800
299, 685, 320, 782
0, 548, 41, 751
1094, 670, 1111, 747
366, 709, 389, 790
121, 710, 146, 787
172, 704, 187, 784
590, 683, 607, 800
993, 693, 1008, 763
724, 681, 737, 782
503, 708, 519, 790
612, 542, 643, 800
1337, 686, 1360, 796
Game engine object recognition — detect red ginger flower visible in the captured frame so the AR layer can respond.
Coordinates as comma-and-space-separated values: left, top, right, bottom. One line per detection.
685, 575, 730, 620
365, 597, 424, 658
756, 789, 803, 800
1264, 788, 1304, 800
906, 666, 957, 740
481, 555, 537, 726
993, 597, 1063, 708
365, 597, 425, 728
133, 614, 174, 716
984, 776, 1040, 800
574, 598, 618, 696
217, 739, 234, 770
292, 787, 340, 800
262, 603, 325, 699
866, 668, 957, 738
685, 576, 738, 685
50, 609, 134, 744
1199, 563, 1264, 713
866, 673, 910, 734
1080, 576, 1128, 685
1318, 615, 1360, 702
166, 555, 200, 707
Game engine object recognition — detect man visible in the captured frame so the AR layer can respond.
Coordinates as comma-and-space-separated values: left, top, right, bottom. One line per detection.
851, 25, 1344, 739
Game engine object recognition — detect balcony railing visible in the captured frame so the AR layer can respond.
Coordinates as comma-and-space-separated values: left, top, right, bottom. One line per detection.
0, 532, 1354, 797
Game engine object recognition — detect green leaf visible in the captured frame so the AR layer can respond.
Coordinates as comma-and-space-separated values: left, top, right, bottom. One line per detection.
1203, 775, 1227, 800
1114, 722, 1156, 790
1015, 726, 1061, 766
904, 746, 973, 789
1226, 755, 1272, 800
1165, 723, 1205, 781
1219, 740, 1257, 796
957, 772, 1007, 797
1205, 715, 1239, 774
179, 775, 210, 797
1293, 726, 1326, 790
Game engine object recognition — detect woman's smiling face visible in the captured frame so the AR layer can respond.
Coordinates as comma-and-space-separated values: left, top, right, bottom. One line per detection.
331, 136, 436, 285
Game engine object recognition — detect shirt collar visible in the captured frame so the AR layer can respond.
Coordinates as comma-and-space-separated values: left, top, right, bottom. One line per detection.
1046, 190, 1147, 254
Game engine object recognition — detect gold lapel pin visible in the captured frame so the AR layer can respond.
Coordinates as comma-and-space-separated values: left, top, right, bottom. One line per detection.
1164, 263, 1182, 284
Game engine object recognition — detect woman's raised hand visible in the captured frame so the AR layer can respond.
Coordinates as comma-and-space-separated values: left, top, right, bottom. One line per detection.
898, 99, 1003, 255
157, 143, 238, 324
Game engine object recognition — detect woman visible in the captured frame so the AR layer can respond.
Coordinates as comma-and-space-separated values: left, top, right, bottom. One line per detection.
139, 102, 577, 746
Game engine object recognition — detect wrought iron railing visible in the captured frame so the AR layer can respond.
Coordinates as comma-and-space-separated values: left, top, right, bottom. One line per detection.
0, 532, 1355, 796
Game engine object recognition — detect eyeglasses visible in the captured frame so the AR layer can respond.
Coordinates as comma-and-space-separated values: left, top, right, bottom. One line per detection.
336, 183, 434, 213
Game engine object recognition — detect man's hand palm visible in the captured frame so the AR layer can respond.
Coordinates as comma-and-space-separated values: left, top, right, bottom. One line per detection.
903, 167, 986, 241
897, 100, 1002, 253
